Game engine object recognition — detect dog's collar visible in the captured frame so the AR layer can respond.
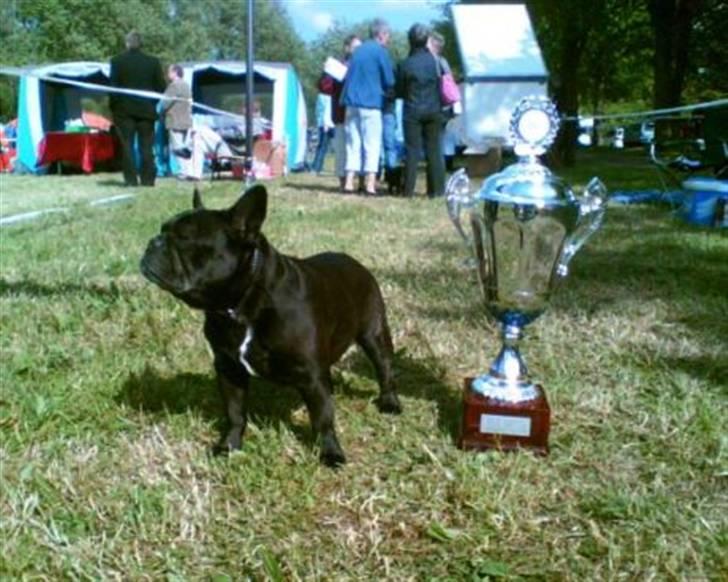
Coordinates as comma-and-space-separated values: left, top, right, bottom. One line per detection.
225, 246, 263, 322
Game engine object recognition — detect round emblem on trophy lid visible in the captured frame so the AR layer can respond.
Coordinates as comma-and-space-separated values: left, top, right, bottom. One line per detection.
510, 96, 560, 157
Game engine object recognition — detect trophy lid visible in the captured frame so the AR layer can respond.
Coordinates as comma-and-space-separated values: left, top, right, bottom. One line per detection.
478, 96, 574, 205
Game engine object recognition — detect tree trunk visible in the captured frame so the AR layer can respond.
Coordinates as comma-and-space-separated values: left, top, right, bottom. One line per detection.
648, 0, 704, 108
551, 30, 584, 167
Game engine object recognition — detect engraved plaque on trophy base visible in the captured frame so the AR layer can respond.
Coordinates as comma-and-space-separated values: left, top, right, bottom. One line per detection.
459, 378, 550, 455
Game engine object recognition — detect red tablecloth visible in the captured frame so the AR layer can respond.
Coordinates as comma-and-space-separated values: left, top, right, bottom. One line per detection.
37, 131, 116, 173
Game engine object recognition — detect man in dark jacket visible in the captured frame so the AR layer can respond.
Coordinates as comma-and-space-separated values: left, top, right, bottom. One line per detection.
110, 31, 166, 187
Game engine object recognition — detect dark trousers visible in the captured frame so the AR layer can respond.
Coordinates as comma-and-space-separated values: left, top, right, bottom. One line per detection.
311, 127, 334, 173
115, 116, 156, 186
403, 112, 444, 198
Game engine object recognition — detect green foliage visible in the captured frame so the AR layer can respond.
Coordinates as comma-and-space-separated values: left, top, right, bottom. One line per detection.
1, 0, 724, 124
0, 0, 309, 118
579, 0, 653, 112
685, 0, 728, 102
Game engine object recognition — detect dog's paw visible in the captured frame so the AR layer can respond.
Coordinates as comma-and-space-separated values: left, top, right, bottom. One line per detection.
376, 393, 403, 415
212, 432, 243, 456
321, 448, 347, 468
211, 443, 231, 457
320, 436, 347, 468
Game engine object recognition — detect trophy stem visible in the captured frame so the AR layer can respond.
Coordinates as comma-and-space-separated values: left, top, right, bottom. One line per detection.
471, 323, 539, 403
491, 323, 528, 381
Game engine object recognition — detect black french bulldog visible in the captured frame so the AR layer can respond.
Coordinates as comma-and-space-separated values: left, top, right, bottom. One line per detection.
140, 185, 402, 466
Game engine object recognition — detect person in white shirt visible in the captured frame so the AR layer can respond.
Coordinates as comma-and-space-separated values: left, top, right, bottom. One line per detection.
311, 93, 335, 174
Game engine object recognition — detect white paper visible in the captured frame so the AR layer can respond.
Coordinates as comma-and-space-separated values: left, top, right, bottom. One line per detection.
324, 57, 347, 82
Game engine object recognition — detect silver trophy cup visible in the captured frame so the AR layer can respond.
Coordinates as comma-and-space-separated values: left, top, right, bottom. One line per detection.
446, 96, 609, 453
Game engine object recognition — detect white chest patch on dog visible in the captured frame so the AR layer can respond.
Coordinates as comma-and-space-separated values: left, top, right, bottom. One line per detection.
239, 327, 259, 377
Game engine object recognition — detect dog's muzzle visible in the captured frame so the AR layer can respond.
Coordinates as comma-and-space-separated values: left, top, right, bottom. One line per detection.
140, 235, 187, 293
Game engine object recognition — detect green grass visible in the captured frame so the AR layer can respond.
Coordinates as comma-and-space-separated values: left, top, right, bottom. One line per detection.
1, 150, 727, 579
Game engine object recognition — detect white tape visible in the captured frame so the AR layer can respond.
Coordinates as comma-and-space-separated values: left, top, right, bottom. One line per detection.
0, 66, 249, 123
562, 98, 728, 122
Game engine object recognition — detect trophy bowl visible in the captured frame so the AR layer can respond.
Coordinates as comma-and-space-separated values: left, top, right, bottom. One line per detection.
446, 96, 609, 454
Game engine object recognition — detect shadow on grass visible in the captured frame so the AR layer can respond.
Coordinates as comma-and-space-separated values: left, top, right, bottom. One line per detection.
656, 354, 728, 389
339, 350, 462, 442
115, 346, 463, 451
560, 238, 728, 339
95, 179, 129, 188
286, 182, 344, 196
116, 365, 311, 444
0, 277, 129, 299
290, 182, 407, 199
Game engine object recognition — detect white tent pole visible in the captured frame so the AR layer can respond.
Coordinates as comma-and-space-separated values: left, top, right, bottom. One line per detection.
245, 0, 254, 180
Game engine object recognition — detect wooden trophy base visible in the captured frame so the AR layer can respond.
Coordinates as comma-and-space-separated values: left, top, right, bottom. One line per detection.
459, 377, 550, 455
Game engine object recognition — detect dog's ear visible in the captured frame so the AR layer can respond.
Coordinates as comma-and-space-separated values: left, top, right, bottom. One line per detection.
230, 184, 267, 238
192, 187, 204, 210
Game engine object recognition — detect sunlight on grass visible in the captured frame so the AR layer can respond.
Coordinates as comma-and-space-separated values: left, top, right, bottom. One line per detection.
1, 151, 726, 578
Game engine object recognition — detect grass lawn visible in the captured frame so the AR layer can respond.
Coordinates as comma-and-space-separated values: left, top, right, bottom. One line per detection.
1, 149, 726, 579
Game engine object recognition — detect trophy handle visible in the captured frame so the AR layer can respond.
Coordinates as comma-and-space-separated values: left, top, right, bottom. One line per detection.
445, 168, 475, 249
556, 177, 609, 277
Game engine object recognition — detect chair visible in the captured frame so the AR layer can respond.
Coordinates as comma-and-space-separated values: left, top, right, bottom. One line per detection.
206, 127, 247, 180
649, 110, 727, 192
208, 137, 286, 181
208, 137, 248, 181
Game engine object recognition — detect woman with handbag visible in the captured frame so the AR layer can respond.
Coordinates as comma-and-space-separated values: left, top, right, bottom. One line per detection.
428, 31, 462, 184
396, 23, 446, 198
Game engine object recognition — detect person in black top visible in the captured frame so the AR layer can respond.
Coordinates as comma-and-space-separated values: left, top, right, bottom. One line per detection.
395, 23, 445, 198
109, 31, 166, 187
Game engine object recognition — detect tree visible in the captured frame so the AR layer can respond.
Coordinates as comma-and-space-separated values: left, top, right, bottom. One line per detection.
579, 1, 652, 114
527, 0, 610, 166
647, 0, 705, 108
682, 0, 728, 102
0, 0, 313, 120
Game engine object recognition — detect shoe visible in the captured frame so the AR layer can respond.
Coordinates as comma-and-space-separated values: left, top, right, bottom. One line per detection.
364, 172, 378, 196
176, 175, 199, 182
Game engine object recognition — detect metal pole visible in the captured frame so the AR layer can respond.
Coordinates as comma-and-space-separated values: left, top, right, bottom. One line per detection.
245, 0, 254, 181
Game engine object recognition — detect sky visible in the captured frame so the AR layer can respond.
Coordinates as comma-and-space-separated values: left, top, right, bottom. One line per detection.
282, 0, 450, 42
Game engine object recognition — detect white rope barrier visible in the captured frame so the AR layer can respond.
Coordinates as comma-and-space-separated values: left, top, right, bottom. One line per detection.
0, 66, 249, 123
0, 194, 135, 227
3, 65, 726, 126
562, 98, 728, 122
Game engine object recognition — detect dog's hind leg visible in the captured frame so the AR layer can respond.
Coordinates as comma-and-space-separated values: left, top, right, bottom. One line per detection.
357, 320, 402, 415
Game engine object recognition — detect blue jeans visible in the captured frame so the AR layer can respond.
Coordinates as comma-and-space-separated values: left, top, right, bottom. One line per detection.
311, 127, 334, 173
382, 112, 399, 170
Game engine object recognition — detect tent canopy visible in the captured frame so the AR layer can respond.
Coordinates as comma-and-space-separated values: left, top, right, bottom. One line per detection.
16, 61, 111, 172
452, 3, 549, 146
181, 61, 307, 169
15, 60, 308, 173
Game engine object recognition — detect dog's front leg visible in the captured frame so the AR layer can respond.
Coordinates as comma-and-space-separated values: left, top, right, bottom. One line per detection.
300, 370, 346, 467
213, 355, 249, 454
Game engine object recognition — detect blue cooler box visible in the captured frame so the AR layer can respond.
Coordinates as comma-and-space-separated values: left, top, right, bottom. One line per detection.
681, 177, 728, 227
